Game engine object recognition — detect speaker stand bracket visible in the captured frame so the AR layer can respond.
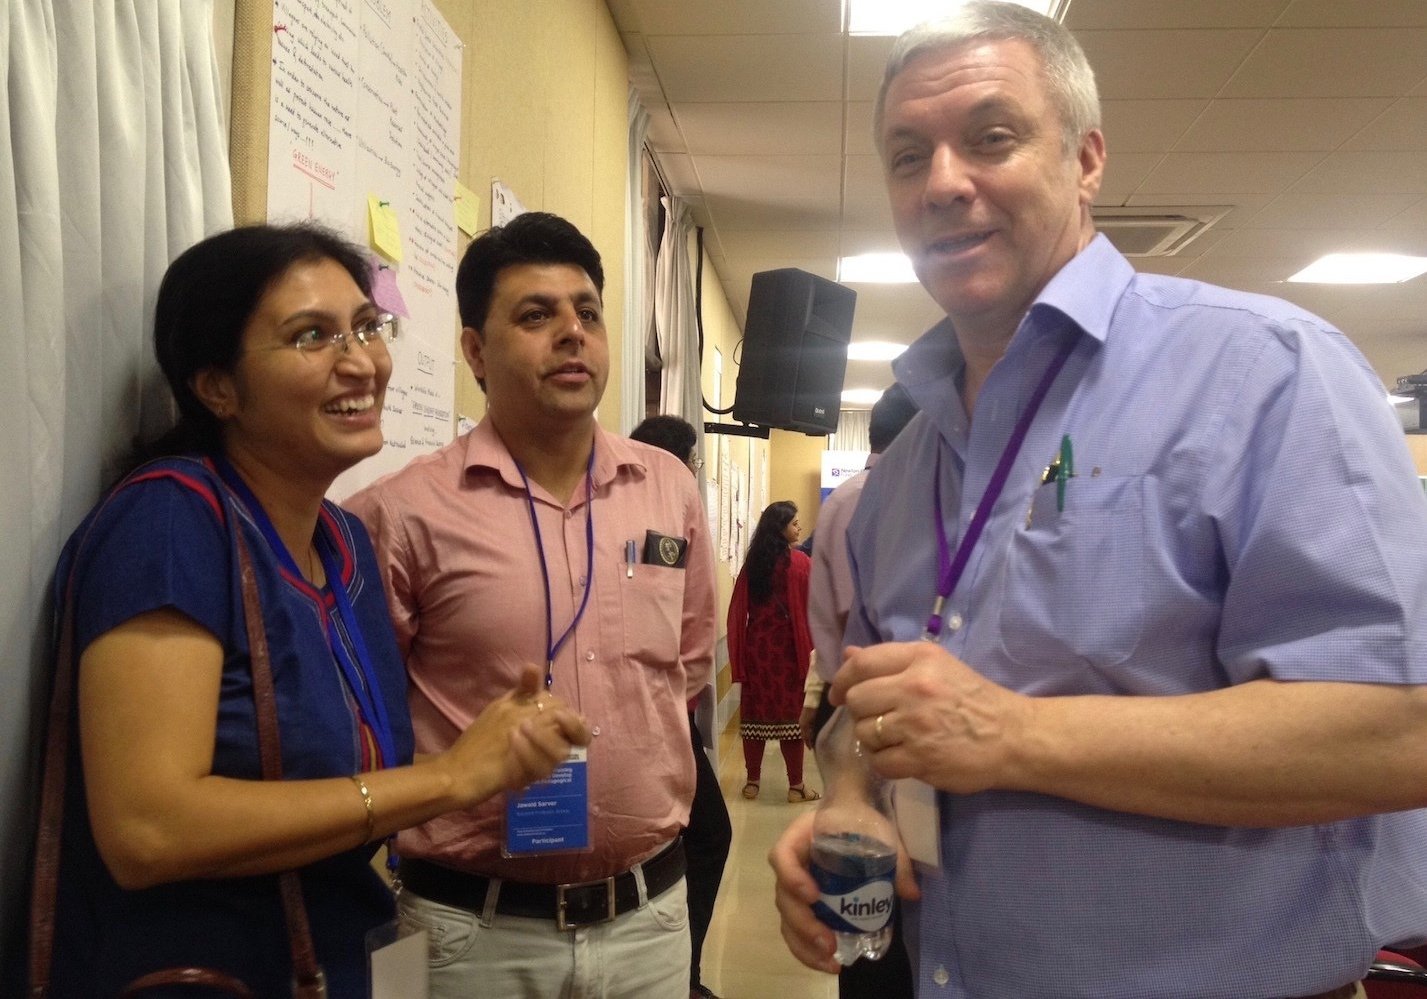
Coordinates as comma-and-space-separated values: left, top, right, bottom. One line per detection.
703, 422, 771, 439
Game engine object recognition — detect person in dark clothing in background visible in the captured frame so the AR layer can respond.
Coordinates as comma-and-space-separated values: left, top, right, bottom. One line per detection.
630, 414, 731, 999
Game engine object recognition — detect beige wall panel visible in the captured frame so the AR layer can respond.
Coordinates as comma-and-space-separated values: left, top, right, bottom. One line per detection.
769, 430, 825, 537
590, 9, 630, 429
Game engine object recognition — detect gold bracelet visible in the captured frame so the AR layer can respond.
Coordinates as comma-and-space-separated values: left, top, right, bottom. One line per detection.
349, 774, 375, 842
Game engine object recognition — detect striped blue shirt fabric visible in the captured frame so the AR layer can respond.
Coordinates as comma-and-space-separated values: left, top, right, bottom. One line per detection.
846, 234, 1427, 998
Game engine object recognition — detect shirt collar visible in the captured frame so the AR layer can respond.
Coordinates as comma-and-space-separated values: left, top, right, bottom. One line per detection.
892, 233, 1132, 431
462, 417, 645, 500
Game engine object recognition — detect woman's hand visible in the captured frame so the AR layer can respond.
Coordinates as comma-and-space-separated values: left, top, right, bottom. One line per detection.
436, 664, 592, 804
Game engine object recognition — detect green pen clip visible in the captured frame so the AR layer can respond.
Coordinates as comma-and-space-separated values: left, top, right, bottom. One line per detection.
1056, 433, 1074, 512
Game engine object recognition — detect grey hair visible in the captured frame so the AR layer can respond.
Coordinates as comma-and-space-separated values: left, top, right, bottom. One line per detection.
872, 0, 1100, 157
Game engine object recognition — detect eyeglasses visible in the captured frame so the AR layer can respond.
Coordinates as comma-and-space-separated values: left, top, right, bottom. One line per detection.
688, 455, 705, 471
282, 314, 398, 355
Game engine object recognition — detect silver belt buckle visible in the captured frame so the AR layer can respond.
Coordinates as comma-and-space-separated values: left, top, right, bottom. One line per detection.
556, 875, 618, 930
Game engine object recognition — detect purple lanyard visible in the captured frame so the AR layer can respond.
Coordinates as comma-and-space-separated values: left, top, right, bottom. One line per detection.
923, 336, 1077, 638
515, 445, 596, 689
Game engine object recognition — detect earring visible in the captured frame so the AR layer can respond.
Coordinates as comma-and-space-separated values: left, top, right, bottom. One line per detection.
213, 404, 227, 419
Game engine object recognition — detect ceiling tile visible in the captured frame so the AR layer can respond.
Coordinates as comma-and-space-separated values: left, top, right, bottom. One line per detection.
837, 229, 910, 257
847, 35, 896, 103
673, 102, 844, 155
646, 34, 844, 103
1210, 226, 1427, 260
843, 358, 903, 396
843, 284, 945, 335
624, 0, 840, 36
1075, 29, 1262, 100
1176, 253, 1305, 289
1174, 98, 1392, 152
700, 154, 843, 230
1136, 150, 1323, 194
1379, 197, 1427, 232
1222, 29, 1427, 98
645, 103, 686, 154
1241, 192, 1421, 231
1277, 0, 1427, 28
845, 101, 877, 157
655, 154, 703, 198
1100, 100, 1208, 153
1096, 152, 1168, 203
1065, 0, 1289, 30
715, 230, 842, 259
1292, 151, 1427, 195
841, 155, 894, 229
1124, 191, 1275, 228
1342, 98, 1427, 151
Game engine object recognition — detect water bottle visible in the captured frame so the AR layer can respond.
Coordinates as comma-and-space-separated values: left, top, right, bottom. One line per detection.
810, 706, 898, 964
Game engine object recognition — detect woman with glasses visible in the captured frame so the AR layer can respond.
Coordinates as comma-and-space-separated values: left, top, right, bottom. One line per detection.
38, 224, 590, 997
727, 500, 820, 803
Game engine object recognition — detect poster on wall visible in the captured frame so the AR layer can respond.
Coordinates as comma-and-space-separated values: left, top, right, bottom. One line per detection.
267, 0, 462, 500
491, 180, 526, 227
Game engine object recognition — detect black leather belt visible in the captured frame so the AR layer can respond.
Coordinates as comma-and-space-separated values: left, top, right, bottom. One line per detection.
398, 839, 686, 931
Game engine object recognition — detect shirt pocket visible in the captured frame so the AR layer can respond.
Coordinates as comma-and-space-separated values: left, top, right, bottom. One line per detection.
996, 474, 1149, 671
620, 564, 685, 671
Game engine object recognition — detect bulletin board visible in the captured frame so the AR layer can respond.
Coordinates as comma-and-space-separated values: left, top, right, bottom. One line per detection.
240, 0, 465, 498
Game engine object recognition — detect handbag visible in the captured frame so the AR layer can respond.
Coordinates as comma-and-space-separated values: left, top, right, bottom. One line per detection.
29, 512, 328, 998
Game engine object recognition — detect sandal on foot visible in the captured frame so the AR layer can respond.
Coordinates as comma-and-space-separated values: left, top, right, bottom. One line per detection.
787, 785, 822, 803
741, 781, 760, 799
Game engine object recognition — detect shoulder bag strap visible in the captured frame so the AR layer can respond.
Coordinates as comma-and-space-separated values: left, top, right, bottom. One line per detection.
233, 530, 327, 999
27, 571, 78, 998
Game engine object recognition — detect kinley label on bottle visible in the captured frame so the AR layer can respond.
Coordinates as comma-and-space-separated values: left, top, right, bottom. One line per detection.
812, 872, 895, 934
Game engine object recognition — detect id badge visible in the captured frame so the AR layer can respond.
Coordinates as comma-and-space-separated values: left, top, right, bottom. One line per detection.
893, 777, 942, 870
366, 917, 428, 999
503, 746, 591, 856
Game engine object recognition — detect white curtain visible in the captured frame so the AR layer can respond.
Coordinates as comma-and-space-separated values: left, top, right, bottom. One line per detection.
620, 89, 650, 433
829, 409, 871, 452
652, 195, 702, 428
0, 0, 231, 974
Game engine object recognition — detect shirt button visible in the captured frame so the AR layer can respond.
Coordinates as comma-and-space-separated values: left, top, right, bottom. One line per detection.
933, 966, 950, 987
578, 575, 588, 586
948, 612, 964, 632
585, 650, 595, 661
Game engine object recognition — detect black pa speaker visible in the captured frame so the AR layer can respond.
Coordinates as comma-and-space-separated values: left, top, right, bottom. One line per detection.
732, 268, 856, 435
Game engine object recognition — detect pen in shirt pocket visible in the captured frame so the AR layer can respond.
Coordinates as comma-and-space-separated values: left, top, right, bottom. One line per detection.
625, 539, 636, 578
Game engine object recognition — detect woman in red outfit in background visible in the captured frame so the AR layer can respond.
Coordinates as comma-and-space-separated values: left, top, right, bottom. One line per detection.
727, 501, 819, 803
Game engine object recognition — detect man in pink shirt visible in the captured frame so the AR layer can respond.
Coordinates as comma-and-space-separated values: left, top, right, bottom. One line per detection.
346, 212, 716, 998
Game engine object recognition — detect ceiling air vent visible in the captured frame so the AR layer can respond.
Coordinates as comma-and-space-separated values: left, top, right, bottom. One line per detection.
1091, 206, 1230, 257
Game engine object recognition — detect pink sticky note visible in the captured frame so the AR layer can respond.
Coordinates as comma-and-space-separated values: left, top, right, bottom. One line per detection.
368, 256, 410, 318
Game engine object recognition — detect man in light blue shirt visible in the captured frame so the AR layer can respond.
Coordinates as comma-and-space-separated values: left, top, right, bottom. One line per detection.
770, 3, 1427, 997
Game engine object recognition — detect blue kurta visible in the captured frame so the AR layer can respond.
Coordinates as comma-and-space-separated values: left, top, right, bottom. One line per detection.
48, 455, 414, 997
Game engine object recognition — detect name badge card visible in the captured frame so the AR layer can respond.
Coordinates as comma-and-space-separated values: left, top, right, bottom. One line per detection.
503, 746, 591, 856
893, 778, 942, 869
366, 919, 428, 999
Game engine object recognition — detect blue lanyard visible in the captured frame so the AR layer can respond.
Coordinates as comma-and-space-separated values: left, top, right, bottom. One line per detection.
214, 457, 397, 767
515, 445, 596, 689
923, 336, 1077, 638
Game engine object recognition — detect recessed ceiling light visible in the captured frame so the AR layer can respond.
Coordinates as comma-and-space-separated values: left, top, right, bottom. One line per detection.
842, 388, 885, 406
837, 253, 918, 284
1287, 253, 1427, 284
848, 0, 1073, 36
847, 341, 909, 362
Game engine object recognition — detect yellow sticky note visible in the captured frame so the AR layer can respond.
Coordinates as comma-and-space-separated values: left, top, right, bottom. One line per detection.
367, 194, 404, 264
454, 181, 480, 237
